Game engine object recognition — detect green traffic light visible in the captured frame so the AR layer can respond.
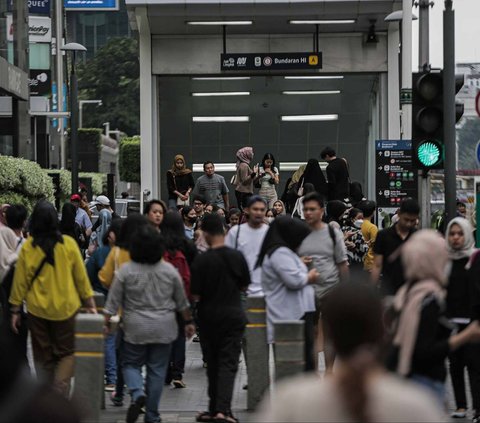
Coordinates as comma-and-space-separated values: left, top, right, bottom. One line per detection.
417, 141, 442, 167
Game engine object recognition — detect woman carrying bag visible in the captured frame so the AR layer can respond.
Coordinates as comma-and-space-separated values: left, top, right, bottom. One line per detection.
166, 155, 195, 209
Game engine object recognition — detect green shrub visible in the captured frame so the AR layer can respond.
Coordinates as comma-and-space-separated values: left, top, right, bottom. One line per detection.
119, 136, 140, 183
0, 192, 34, 213
46, 169, 71, 200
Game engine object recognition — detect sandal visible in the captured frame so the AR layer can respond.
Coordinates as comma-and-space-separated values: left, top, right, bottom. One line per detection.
196, 411, 214, 422
213, 412, 239, 423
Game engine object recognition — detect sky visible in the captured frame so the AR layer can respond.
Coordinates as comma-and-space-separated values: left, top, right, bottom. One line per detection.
412, 0, 480, 68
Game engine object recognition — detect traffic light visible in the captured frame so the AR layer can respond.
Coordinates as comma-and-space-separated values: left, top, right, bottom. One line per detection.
412, 71, 444, 170
412, 71, 465, 171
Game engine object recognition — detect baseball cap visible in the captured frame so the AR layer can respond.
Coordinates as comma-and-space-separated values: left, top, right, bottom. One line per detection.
70, 194, 81, 202
94, 195, 110, 206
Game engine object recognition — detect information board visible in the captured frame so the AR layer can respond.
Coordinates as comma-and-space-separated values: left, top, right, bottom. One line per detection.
375, 140, 418, 207
221, 52, 322, 71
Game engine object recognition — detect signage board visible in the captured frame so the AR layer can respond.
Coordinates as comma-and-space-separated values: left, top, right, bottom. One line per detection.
220, 52, 322, 71
64, 0, 119, 11
7, 0, 50, 15
29, 70, 51, 96
375, 140, 418, 207
7, 15, 52, 43
0, 57, 29, 100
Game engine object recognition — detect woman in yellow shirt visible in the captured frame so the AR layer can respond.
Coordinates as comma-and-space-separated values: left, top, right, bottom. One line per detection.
9, 201, 96, 395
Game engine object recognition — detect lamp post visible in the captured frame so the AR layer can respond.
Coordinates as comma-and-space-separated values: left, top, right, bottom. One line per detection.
79, 99, 102, 128
61, 42, 87, 195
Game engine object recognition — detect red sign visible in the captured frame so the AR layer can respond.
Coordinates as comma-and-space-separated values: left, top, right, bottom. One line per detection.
476, 91, 480, 118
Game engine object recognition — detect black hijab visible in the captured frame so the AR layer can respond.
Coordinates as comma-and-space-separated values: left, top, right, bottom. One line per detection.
30, 200, 63, 265
299, 158, 327, 195
60, 203, 77, 239
256, 216, 311, 267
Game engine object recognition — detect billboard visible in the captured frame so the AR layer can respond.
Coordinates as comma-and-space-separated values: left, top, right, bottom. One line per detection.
7, 15, 52, 43
7, 0, 50, 15
64, 0, 119, 11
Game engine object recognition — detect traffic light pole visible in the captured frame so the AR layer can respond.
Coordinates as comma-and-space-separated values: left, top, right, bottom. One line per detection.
418, 0, 432, 228
443, 0, 457, 224
401, 0, 413, 140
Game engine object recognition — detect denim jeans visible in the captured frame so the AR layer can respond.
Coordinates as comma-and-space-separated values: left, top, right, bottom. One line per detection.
122, 341, 171, 423
104, 333, 117, 385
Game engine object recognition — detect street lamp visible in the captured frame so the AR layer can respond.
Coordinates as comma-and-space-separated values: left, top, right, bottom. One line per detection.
61, 42, 87, 195
79, 99, 102, 128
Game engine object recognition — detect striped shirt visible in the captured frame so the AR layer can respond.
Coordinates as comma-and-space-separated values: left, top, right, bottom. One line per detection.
193, 173, 229, 208
105, 260, 189, 345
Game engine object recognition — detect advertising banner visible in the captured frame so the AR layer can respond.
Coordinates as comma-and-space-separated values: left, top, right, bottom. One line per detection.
7, 15, 52, 43
29, 70, 51, 96
7, 0, 50, 15
64, 0, 119, 11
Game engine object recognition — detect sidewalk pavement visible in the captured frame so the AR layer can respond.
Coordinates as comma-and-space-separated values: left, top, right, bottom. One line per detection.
99, 340, 252, 423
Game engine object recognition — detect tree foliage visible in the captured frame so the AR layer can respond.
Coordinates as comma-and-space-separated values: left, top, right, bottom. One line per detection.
119, 136, 140, 183
77, 37, 139, 137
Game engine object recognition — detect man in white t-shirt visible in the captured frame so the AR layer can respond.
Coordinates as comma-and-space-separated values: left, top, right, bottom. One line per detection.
225, 195, 269, 297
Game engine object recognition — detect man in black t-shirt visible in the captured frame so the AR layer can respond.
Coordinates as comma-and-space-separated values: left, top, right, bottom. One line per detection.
320, 146, 350, 201
371, 198, 420, 295
191, 214, 250, 423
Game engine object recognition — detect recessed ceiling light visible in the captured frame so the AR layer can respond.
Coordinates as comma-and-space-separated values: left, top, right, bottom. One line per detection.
192, 92, 250, 97
289, 19, 356, 25
192, 77, 251, 81
282, 90, 341, 95
284, 76, 344, 80
281, 114, 338, 122
186, 21, 253, 26
192, 116, 250, 122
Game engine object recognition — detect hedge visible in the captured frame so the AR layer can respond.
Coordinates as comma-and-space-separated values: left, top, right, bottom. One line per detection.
119, 136, 140, 183
0, 155, 55, 212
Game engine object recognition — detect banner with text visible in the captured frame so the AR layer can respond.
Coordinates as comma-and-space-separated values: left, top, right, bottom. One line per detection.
221, 52, 322, 71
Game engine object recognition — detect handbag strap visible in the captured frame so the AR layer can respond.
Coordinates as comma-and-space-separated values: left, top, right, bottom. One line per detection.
28, 256, 48, 291
234, 223, 241, 250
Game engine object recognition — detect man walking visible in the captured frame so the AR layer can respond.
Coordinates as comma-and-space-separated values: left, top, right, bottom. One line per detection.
191, 214, 251, 423
70, 194, 92, 237
225, 195, 268, 297
298, 192, 349, 373
371, 197, 419, 296
320, 147, 350, 201
193, 162, 230, 210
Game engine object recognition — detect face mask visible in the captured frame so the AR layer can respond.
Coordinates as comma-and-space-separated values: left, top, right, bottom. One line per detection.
354, 219, 364, 229
188, 216, 197, 224
266, 217, 274, 224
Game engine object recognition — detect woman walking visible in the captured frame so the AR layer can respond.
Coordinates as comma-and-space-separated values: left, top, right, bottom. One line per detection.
234, 147, 257, 210
9, 201, 96, 395
144, 200, 167, 231
258, 153, 280, 208
297, 158, 328, 197
445, 218, 480, 421
166, 155, 195, 209
257, 216, 319, 371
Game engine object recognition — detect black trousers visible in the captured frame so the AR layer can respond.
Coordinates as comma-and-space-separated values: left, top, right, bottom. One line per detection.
302, 312, 316, 372
200, 326, 244, 415
449, 335, 480, 411
235, 191, 252, 211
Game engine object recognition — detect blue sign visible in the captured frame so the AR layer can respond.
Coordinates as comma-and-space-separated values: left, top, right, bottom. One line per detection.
476, 141, 480, 166
8, 0, 50, 15
64, 0, 119, 10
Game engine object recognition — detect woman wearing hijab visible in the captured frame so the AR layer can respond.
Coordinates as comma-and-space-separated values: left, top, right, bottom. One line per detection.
60, 202, 84, 248
297, 159, 328, 197
272, 200, 286, 216
257, 216, 319, 371
9, 201, 96, 396
445, 218, 480, 420
388, 230, 480, 405
234, 146, 258, 210
166, 154, 195, 209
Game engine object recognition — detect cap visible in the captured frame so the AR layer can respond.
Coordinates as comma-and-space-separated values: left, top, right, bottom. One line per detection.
70, 194, 81, 202
94, 195, 110, 206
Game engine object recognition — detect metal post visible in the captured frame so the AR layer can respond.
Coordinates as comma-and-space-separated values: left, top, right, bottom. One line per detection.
476, 182, 480, 247
443, 0, 456, 224
71, 51, 79, 194
56, 0, 66, 169
245, 296, 269, 410
401, 0, 413, 140
274, 320, 305, 381
418, 0, 432, 228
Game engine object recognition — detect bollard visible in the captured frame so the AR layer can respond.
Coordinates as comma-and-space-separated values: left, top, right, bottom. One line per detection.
274, 320, 305, 381
246, 296, 269, 410
73, 314, 105, 423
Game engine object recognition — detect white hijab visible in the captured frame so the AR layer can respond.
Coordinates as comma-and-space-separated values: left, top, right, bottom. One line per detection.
446, 217, 476, 260
0, 226, 18, 282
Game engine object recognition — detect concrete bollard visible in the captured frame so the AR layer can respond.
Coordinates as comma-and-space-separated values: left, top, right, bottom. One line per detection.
246, 296, 269, 410
73, 313, 105, 423
274, 320, 305, 381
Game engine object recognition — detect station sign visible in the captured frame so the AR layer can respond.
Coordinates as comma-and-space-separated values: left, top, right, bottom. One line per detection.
375, 140, 418, 207
64, 0, 119, 11
6, 15, 52, 43
220, 52, 322, 71
29, 70, 51, 96
7, 0, 50, 15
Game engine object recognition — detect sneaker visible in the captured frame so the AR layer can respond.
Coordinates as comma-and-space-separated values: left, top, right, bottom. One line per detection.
110, 392, 123, 407
172, 379, 186, 389
105, 384, 115, 392
451, 409, 467, 419
126, 395, 146, 423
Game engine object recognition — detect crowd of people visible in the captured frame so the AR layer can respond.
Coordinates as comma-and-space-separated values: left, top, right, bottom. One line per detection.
1, 146, 480, 423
